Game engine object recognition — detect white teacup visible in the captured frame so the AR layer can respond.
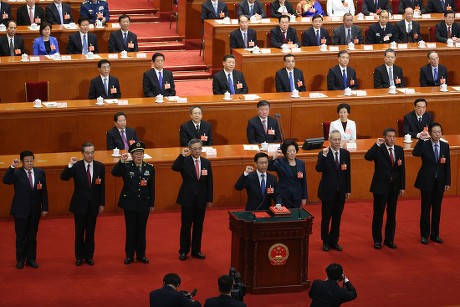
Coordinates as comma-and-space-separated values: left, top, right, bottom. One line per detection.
31, 23, 39, 30
390, 41, 397, 48
357, 13, 364, 20
113, 148, 120, 156
224, 91, 231, 100
404, 134, 411, 143
291, 89, 299, 97
413, 11, 420, 18
0, 24, 6, 31
447, 38, 454, 46
347, 42, 355, 49
320, 44, 327, 51
96, 20, 103, 28
344, 87, 352, 96
388, 85, 397, 94
120, 50, 128, 58
21, 53, 28, 61
418, 40, 426, 48
96, 96, 104, 105
440, 83, 448, 91
53, 52, 60, 59
155, 94, 164, 102
69, 22, 76, 29
223, 17, 230, 24
86, 52, 94, 59
290, 15, 296, 22
261, 142, 268, 151
252, 46, 260, 53
33, 99, 42, 107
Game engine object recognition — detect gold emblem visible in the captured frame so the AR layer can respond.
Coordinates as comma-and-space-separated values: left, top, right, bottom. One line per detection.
268, 243, 289, 266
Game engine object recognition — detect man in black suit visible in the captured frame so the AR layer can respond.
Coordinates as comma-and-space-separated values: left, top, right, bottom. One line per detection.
427, 0, 456, 13
270, 0, 296, 18
17, 0, 46, 26
327, 50, 358, 90
143, 52, 176, 97
150, 273, 201, 307
60, 142, 105, 266
235, 152, 283, 211
332, 13, 364, 45
396, 8, 422, 43
112, 141, 155, 264
302, 14, 330, 46
373, 48, 405, 88
212, 54, 248, 94
403, 98, 434, 139
88, 59, 122, 99
362, 0, 392, 16
246, 100, 282, 144
367, 10, 398, 44
435, 10, 460, 43
0, 1, 12, 25
204, 275, 246, 307
270, 15, 301, 48
180, 106, 213, 146
398, 0, 426, 14
275, 53, 306, 92
172, 139, 213, 261
66, 17, 99, 54
108, 14, 138, 53
229, 15, 257, 52
315, 130, 351, 252
201, 0, 228, 21
413, 122, 451, 245
46, 0, 74, 24
106, 111, 138, 150
365, 128, 405, 249
0, 20, 26, 56
420, 51, 448, 87
2, 150, 48, 269
309, 263, 357, 306
237, 0, 266, 20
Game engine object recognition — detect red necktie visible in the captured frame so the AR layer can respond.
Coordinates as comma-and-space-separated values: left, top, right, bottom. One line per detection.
448, 26, 451, 38
389, 148, 395, 166
195, 159, 200, 180
28, 171, 33, 189
29, 7, 34, 24
87, 164, 92, 186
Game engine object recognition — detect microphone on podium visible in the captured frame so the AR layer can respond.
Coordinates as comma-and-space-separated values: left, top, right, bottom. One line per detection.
274, 113, 286, 143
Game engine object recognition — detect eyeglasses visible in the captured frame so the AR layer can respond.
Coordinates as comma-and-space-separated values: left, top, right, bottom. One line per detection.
190, 147, 202, 151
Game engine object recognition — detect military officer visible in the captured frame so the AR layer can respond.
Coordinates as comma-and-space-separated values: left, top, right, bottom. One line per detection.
80, 0, 110, 24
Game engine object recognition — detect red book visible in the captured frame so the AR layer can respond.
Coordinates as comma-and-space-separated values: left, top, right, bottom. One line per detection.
269, 206, 291, 215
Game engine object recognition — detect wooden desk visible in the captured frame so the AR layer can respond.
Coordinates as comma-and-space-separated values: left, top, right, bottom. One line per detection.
233, 43, 460, 92
204, 14, 444, 70
1, 88, 460, 154
0, 137, 459, 219
6, 0, 83, 24
0, 52, 150, 102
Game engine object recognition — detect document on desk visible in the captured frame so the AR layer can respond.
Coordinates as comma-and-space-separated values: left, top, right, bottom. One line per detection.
104, 99, 118, 104
242, 94, 261, 101
452, 86, 460, 91
309, 93, 328, 98
243, 145, 260, 151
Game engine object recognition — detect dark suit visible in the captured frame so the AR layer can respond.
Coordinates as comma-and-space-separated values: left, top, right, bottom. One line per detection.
275, 68, 306, 92
0, 35, 26, 56
420, 64, 448, 87
17, 5, 46, 26
362, 0, 392, 15
327, 65, 358, 90
246, 115, 282, 144
204, 295, 246, 307
403, 110, 434, 138
143, 68, 176, 97
435, 21, 460, 43
0, 2, 11, 25
268, 157, 307, 207
367, 23, 398, 44
61, 160, 105, 261
229, 28, 257, 52
179, 120, 213, 146
46, 2, 74, 24
270, 0, 296, 18
270, 26, 301, 47
332, 25, 364, 45
396, 20, 421, 43
108, 30, 138, 53
150, 285, 201, 307
66, 31, 99, 54
201, 0, 228, 21
212, 70, 248, 94
237, 0, 266, 17
3, 167, 48, 264
365, 143, 405, 244
112, 160, 155, 259
234, 171, 282, 211
413, 139, 451, 239
106, 126, 138, 150
309, 279, 357, 307
373, 64, 405, 88
302, 27, 330, 46
398, 0, 426, 14
315, 148, 351, 246
427, 0, 456, 13
88, 75, 121, 99
172, 154, 213, 255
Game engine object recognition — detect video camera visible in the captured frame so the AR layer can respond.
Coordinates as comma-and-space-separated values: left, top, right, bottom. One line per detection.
229, 267, 246, 302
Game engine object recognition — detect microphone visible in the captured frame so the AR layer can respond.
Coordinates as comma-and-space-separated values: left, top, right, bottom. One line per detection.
190, 289, 197, 298
274, 113, 286, 143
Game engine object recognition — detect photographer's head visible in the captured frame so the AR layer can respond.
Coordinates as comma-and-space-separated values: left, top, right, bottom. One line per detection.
326, 263, 344, 282
163, 273, 181, 290
218, 274, 234, 295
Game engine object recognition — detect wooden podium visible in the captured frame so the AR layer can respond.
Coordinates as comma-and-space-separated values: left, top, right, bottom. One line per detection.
228, 209, 313, 294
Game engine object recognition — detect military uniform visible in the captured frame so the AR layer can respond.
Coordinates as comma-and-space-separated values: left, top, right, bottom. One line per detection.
80, 0, 110, 24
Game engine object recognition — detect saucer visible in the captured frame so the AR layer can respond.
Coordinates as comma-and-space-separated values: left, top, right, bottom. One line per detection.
120, 56, 129, 59
291, 95, 300, 98
223, 97, 232, 101
440, 88, 449, 92
95, 102, 104, 106
446, 45, 455, 48
388, 91, 397, 94
403, 140, 413, 143
155, 100, 164, 103
33, 105, 43, 108
111, 154, 121, 157
21, 59, 29, 62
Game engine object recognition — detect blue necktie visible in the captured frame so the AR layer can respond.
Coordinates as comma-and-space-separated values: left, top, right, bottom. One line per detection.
214, 3, 218, 15
123, 32, 127, 47
316, 30, 320, 46
227, 73, 235, 94
433, 67, 438, 85
82, 34, 88, 54
260, 173, 266, 196
103, 77, 108, 96
434, 144, 439, 162
342, 69, 347, 88
158, 71, 163, 88
289, 71, 295, 91
250, 4, 254, 16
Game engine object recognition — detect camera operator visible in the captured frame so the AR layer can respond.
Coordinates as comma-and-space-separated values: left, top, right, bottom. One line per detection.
149, 273, 201, 307
309, 263, 357, 306
204, 275, 246, 307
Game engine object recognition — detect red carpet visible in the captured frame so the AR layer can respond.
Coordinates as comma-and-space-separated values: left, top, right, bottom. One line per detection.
109, 0, 156, 10
1, 197, 460, 306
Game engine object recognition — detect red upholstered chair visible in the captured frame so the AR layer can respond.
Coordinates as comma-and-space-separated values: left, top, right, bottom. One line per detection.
397, 119, 404, 137
234, 3, 238, 19
25, 81, 49, 102
391, 0, 399, 15
363, 28, 367, 43
266, 31, 271, 47
357, 0, 363, 12
322, 122, 331, 139
265, 2, 271, 17
428, 26, 436, 42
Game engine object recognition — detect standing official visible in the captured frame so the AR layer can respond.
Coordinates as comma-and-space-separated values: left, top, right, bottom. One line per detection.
112, 141, 155, 264
413, 122, 450, 245
179, 106, 213, 147
61, 142, 105, 266
315, 130, 351, 252
365, 128, 405, 249
172, 139, 213, 261
2, 150, 48, 269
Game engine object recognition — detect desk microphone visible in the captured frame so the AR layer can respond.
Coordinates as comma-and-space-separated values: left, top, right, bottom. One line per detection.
274, 113, 286, 143
281, 196, 303, 219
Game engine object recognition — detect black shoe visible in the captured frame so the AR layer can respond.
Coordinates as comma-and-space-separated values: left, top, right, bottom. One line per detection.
430, 236, 444, 243
331, 243, 343, 251
421, 237, 429, 245
179, 253, 187, 261
124, 257, 133, 265
85, 258, 94, 266
75, 259, 83, 266
322, 244, 329, 252
16, 261, 25, 269
136, 257, 149, 264
26, 260, 39, 268
191, 252, 206, 259
384, 242, 397, 249
374, 242, 382, 249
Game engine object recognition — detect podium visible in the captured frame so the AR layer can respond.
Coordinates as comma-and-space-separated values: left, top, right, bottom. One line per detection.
228, 209, 313, 294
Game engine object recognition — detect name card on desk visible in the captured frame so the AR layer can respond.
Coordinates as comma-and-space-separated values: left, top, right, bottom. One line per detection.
309, 92, 328, 98
392, 14, 403, 20
261, 18, 271, 23
29, 56, 40, 62
56, 102, 67, 108
61, 55, 71, 60
291, 47, 301, 53
89, 24, 94, 29
363, 45, 373, 50
331, 16, 341, 22
108, 53, 118, 59
456, 42, 460, 47
399, 88, 416, 94
260, 48, 271, 54
136, 53, 147, 58
421, 14, 431, 18
398, 44, 408, 49
112, 23, 121, 28
353, 90, 367, 96
329, 46, 339, 52
426, 43, 436, 48
365, 16, 375, 20
301, 17, 311, 22
117, 100, 129, 105
346, 142, 357, 150
204, 147, 217, 156
231, 19, 238, 24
